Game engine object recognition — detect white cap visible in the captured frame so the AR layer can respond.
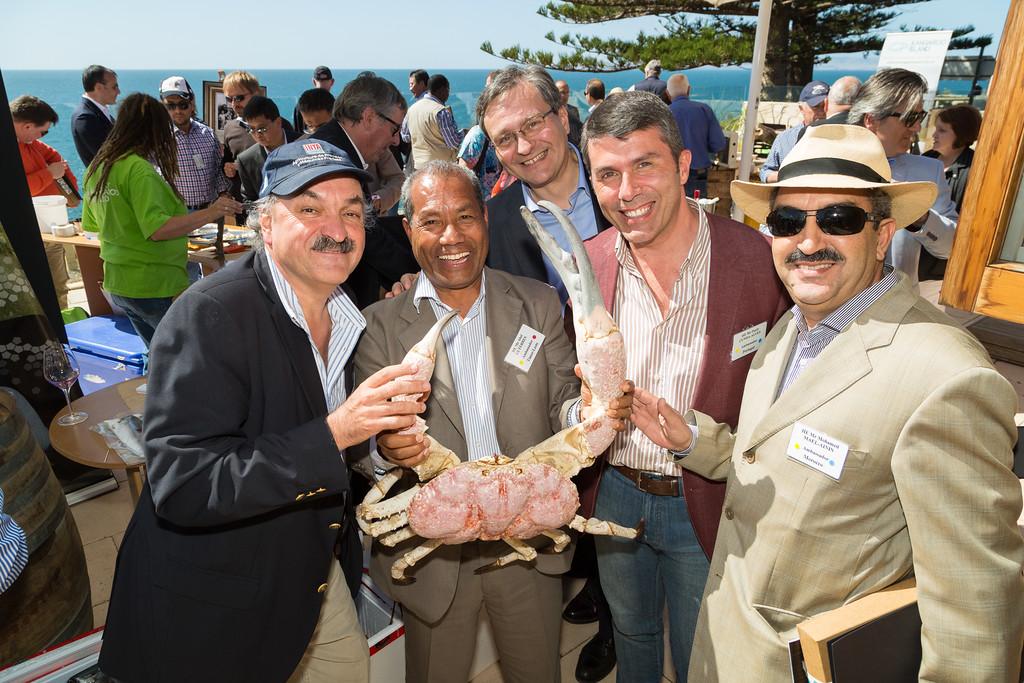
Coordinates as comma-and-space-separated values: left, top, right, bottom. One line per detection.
159, 76, 194, 100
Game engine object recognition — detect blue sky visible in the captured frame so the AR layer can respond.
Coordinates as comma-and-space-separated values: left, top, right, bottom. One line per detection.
0, 0, 1011, 70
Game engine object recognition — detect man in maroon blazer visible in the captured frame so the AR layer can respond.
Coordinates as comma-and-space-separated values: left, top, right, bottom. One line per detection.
577, 91, 789, 681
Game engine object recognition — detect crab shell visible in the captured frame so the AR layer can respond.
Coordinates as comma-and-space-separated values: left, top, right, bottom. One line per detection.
407, 457, 579, 543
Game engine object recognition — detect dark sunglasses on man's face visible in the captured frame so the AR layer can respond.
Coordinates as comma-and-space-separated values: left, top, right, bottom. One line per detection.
163, 100, 191, 111
765, 204, 883, 238
224, 94, 249, 103
886, 110, 928, 127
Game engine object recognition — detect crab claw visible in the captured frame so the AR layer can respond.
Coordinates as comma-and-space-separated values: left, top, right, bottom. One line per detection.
408, 309, 459, 368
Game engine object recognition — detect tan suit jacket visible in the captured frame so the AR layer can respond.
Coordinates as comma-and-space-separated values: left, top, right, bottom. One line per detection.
352, 268, 580, 623
682, 274, 1024, 682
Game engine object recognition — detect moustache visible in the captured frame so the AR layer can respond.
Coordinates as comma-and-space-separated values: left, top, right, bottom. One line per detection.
784, 247, 845, 265
312, 235, 355, 253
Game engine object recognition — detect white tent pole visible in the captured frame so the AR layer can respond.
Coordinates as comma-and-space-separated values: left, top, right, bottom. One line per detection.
732, 0, 775, 222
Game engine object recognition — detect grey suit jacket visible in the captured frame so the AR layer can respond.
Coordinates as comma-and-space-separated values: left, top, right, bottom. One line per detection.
352, 268, 581, 622
682, 274, 1024, 682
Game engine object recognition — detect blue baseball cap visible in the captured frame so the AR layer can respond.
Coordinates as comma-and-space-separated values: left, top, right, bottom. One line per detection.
259, 140, 371, 198
799, 80, 830, 107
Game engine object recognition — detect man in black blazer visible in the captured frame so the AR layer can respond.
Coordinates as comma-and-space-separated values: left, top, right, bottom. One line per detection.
310, 73, 418, 309
98, 141, 429, 683
478, 67, 611, 296
71, 65, 118, 167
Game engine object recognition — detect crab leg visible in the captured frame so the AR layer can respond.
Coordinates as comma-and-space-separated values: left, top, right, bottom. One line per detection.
379, 526, 417, 547
539, 529, 571, 554
366, 511, 409, 537
518, 203, 627, 470
475, 538, 539, 574
392, 538, 444, 584
569, 515, 644, 540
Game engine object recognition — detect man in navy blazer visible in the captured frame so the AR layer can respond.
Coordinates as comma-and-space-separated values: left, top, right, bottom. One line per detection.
71, 65, 118, 167
98, 142, 428, 683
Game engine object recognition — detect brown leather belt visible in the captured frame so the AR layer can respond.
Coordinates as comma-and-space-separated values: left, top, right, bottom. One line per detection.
612, 464, 683, 497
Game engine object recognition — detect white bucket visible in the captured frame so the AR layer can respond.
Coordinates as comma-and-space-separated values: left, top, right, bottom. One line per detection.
32, 195, 69, 232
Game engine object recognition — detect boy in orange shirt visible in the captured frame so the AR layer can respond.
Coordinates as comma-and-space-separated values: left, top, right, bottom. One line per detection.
11, 95, 79, 308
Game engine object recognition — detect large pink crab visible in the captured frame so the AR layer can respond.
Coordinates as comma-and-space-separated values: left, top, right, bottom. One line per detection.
357, 203, 640, 583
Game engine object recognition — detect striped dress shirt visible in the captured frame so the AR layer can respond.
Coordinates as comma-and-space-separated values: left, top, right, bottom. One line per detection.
609, 201, 712, 476
777, 267, 900, 398
264, 251, 365, 418
0, 487, 28, 593
171, 120, 230, 208
414, 273, 503, 461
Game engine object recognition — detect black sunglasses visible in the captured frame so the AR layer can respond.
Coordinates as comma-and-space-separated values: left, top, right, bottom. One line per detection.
163, 100, 192, 111
376, 111, 402, 136
886, 110, 928, 127
224, 94, 249, 103
765, 204, 883, 237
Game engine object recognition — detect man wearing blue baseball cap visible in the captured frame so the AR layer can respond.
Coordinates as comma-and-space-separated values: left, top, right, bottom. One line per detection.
759, 79, 830, 182
99, 140, 431, 683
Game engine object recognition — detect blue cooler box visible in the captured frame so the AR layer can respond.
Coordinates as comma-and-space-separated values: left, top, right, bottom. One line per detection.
65, 315, 146, 394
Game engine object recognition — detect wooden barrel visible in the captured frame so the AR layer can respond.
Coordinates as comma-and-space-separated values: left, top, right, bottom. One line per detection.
0, 390, 92, 668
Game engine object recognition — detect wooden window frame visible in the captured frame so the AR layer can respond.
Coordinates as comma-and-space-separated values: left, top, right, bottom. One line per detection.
941, 0, 1024, 323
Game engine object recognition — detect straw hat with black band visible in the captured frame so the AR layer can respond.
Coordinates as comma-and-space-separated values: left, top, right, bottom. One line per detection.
732, 124, 937, 229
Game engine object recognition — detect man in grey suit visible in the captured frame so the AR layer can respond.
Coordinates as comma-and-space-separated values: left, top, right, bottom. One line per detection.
631, 124, 1024, 681
353, 161, 632, 683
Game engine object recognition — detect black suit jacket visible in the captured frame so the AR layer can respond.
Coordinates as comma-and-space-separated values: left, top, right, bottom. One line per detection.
485, 177, 612, 283
71, 97, 113, 167
99, 251, 362, 683
310, 120, 418, 308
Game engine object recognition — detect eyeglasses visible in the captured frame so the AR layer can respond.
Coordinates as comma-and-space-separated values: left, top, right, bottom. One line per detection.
38, 128, 49, 137
376, 111, 402, 137
163, 100, 192, 111
886, 110, 928, 127
242, 122, 272, 136
765, 204, 883, 237
491, 108, 556, 151
224, 94, 249, 104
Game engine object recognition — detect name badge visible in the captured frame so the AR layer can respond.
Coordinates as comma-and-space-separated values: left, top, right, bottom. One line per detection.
504, 324, 545, 373
786, 422, 849, 480
192, 153, 206, 170
731, 321, 767, 361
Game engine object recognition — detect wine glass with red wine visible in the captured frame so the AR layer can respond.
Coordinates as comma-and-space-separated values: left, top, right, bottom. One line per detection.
43, 344, 88, 426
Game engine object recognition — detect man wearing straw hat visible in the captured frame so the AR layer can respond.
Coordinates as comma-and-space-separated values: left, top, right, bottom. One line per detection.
630, 124, 1024, 681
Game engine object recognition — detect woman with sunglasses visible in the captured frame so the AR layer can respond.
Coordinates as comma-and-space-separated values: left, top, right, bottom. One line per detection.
82, 93, 241, 347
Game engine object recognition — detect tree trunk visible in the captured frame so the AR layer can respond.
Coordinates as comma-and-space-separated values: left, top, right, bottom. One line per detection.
763, 3, 791, 89
789, 10, 819, 86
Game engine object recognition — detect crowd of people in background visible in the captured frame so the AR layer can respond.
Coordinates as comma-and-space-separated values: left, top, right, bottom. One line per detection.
7, 56, 1016, 683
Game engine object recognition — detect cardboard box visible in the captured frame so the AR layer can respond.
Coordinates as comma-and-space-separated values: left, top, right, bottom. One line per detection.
796, 578, 919, 683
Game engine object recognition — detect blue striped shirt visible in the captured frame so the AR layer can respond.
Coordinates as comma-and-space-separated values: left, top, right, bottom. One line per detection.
264, 251, 366, 416
0, 487, 28, 593
521, 145, 599, 304
414, 272, 503, 461
777, 267, 900, 398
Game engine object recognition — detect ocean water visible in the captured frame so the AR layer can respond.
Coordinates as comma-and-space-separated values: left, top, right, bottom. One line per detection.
4, 66, 985, 198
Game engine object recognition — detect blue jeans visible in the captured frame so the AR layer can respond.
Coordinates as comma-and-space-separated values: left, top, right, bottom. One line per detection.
109, 294, 174, 349
594, 466, 710, 682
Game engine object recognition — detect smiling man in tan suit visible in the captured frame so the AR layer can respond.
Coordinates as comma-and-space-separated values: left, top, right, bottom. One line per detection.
630, 124, 1024, 681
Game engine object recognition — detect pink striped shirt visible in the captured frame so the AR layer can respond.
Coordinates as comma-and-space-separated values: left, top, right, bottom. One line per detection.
609, 201, 712, 476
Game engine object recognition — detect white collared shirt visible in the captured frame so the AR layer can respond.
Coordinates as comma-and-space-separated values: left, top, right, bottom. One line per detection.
83, 93, 114, 122
413, 272, 503, 461
264, 250, 365, 417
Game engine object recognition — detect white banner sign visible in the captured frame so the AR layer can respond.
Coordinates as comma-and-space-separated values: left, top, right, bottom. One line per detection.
877, 30, 954, 110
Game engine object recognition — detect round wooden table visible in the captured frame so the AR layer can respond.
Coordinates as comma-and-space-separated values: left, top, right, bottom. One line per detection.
49, 377, 147, 504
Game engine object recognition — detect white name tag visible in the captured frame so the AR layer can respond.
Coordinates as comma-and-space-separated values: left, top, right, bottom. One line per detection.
786, 422, 849, 480
730, 321, 768, 361
192, 153, 206, 170
504, 324, 545, 373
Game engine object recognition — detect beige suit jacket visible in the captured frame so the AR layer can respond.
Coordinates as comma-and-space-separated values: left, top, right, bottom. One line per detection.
682, 274, 1024, 682
352, 268, 581, 623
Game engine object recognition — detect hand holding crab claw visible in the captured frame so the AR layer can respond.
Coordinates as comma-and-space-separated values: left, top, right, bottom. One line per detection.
629, 387, 693, 452
577, 364, 635, 431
